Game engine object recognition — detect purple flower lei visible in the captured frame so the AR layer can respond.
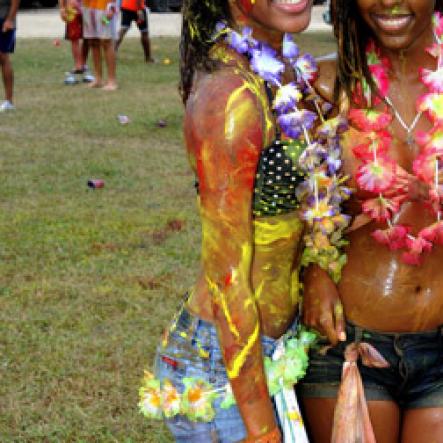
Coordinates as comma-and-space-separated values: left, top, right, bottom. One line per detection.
216, 22, 351, 282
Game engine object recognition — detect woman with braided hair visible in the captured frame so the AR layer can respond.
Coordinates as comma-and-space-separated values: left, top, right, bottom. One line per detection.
301, 0, 443, 441
137, 0, 349, 441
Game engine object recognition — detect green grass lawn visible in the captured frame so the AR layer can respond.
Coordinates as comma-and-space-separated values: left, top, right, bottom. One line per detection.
0, 33, 335, 442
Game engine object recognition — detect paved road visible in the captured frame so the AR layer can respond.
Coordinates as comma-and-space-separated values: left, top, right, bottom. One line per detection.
17, 6, 331, 38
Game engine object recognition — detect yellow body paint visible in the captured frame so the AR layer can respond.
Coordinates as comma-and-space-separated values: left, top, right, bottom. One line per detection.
206, 277, 241, 340
181, 35, 306, 432
253, 217, 303, 246
211, 45, 274, 144
290, 270, 302, 307
226, 322, 260, 378
225, 84, 251, 140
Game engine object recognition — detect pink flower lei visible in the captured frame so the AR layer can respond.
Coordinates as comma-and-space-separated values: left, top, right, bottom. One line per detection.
351, 12, 443, 266
215, 22, 351, 282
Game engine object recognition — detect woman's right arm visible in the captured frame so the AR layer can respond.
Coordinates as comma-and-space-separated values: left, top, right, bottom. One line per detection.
304, 58, 347, 345
185, 69, 281, 441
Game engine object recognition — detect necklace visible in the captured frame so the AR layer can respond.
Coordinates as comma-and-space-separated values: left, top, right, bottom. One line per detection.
383, 95, 423, 147
216, 22, 351, 282
351, 12, 443, 265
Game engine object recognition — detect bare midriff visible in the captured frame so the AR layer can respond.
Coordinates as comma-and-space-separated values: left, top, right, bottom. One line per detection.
339, 127, 443, 332
188, 211, 303, 339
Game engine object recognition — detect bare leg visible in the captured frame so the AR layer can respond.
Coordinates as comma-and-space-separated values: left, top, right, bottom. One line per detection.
115, 27, 128, 52
0, 52, 13, 102
140, 31, 153, 62
302, 398, 335, 443
303, 398, 400, 443
401, 408, 443, 443
70, 39, 83, 71
81, 38, 89, 68
102, 39, 117, 90
88, 39, 103, 87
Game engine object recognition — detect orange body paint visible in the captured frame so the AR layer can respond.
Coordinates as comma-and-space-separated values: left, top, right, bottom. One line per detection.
183, 43, 304, 437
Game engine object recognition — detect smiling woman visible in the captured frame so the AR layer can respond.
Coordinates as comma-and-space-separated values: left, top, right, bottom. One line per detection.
301, 1, 443, 442
136, 0, 348, 441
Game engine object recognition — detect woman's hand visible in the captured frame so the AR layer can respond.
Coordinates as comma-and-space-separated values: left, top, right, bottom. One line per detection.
303, 265, 346, 345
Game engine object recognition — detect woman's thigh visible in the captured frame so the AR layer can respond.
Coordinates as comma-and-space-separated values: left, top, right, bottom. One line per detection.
302, 398, 400, 443
401, 408, 443, 443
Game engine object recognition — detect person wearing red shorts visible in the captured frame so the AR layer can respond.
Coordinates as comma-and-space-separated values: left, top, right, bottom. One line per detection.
115, 0, 153, 63
59, 0, 94, 84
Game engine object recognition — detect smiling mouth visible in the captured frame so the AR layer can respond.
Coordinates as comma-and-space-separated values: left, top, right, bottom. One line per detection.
372, 14, 413, 33
272, 0, 310, 14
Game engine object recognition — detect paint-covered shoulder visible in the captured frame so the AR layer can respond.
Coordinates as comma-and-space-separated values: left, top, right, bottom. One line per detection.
188, 67, 264, 131
183, 67, 266, 197
184, 67, 265, 157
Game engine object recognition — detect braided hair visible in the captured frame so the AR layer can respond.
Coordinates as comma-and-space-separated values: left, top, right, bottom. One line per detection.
332, 0, 443, 101
180, 0, 232, 103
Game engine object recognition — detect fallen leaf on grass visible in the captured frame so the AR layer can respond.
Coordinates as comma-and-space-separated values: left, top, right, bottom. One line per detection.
135, 273, 173, 290
151, 219, 185, 245
136, 277, 162, 290
167, 219, 185, 231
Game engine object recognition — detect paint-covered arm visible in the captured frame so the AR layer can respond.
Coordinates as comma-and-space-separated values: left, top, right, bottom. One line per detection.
185, 70, 280, 440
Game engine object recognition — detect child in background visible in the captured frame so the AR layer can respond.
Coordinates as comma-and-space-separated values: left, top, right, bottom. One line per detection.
59, 0, 94, 84
82, 0, 118, 90
115, 0, 153, 63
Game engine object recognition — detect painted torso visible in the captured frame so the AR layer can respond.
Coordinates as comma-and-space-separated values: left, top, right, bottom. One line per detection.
185, 45, 304, 339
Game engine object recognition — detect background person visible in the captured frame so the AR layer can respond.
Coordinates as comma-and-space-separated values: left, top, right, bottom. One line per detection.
82, 0, 118, 90
115, 0, 153, 63
140, 0, 321, 441
59, 0, 95, 84
0, 0, 18, 112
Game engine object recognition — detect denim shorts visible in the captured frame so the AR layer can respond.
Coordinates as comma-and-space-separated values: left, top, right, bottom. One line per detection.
299, 321, 443, 409
154, 306, 295, 442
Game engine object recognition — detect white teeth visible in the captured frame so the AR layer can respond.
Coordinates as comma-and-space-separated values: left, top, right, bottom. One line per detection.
375, 15, 411, 30
273, 0, 304, 4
